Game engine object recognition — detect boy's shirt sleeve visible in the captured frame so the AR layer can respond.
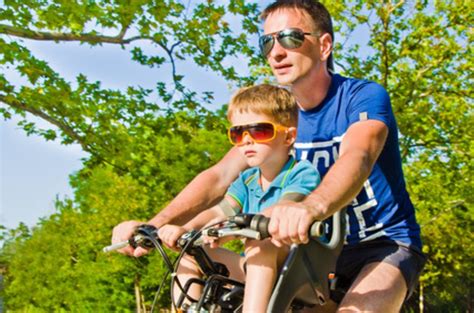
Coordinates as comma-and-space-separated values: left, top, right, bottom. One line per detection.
281, 160, 320, 200
347, 81, 392, 128
218, 170, 252, 216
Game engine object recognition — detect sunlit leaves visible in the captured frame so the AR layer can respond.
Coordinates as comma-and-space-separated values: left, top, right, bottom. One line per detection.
325, 1, 473, 310
0, 0, 261, 159
1, 0, 472, 311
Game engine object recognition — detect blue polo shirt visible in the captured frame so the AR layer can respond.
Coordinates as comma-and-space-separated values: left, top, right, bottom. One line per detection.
225, 156, 320, 214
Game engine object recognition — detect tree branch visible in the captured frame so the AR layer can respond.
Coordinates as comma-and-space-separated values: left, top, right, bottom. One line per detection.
335, 59, 348, 73
0, 24, 145, 44
1, 94, 128, 172
0, 94, 90, 151
388, 0, 405, 15
0, 23, 180, 55
0, 23, 185, 101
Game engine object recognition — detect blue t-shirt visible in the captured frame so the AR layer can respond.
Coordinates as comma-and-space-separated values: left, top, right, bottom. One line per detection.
294, 74, 422, 249
226, 156, 320, 214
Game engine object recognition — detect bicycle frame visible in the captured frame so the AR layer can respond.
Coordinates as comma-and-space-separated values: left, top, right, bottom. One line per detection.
103, 210, 346, 313
268, 209, 346, 312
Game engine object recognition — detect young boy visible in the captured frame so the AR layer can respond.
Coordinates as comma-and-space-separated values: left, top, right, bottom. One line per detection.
159, 84, 320, 312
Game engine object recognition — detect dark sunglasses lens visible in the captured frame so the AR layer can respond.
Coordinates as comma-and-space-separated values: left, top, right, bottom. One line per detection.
248, 123, 275, 141
278, 29, 305, 49
259, 34, 275, 56
229, 127, 243, 144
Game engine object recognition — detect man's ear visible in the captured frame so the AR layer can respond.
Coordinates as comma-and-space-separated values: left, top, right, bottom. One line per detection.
285, 127, 297, 146
319, 33, 333, 63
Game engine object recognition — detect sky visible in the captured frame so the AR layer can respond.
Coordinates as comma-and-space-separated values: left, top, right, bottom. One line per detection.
1, 0, 358, 230
1, 115, 86, 228
0, 0, 288, 230
0, 33, 239, 229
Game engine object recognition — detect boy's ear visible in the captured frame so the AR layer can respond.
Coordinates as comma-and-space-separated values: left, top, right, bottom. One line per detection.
285, 127, 297, 146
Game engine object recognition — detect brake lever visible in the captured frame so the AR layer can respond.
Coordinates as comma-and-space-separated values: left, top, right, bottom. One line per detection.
202, 227, 262, 240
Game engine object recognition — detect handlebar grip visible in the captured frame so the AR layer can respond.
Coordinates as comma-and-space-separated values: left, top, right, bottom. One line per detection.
250, 215, 270, 239
102, 224, 159, 253
249, 215, 324, 240
102, 240, 130, 253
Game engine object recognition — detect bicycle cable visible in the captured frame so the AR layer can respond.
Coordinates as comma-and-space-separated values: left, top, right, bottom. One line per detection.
150, 270, 169, 313
170, 219, 231, 310
170, 228, 203, 310
137, 226, 192, 313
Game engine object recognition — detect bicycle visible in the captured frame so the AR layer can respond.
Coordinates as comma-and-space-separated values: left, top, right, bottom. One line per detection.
104, 210, 346, 313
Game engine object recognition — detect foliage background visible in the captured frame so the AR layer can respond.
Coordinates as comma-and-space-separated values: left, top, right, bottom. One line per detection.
1, 0, 472, 311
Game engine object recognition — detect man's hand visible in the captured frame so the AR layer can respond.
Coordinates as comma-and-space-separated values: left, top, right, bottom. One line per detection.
267, 201, 320, 246
112, 220, 150, 257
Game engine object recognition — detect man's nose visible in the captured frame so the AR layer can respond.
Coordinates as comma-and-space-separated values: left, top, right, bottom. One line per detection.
268, 39, 287, 60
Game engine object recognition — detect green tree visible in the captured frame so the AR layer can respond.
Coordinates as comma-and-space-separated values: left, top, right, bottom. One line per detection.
2, 127, 231, 311
1, 0, 260, 310
1, 0, 472, 311
324, 1, 473, 311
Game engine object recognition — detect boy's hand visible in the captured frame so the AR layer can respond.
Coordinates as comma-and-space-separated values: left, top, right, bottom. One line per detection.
202, 234, 220, 248
202, 216, 227, 248
158, 225, 188, 249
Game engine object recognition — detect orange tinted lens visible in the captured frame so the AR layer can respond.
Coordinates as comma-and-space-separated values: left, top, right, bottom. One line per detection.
247, 123, 275, 141
228, 123, 276, 144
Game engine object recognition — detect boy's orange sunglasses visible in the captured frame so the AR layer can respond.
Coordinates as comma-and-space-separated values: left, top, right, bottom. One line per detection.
227, 122, 288, 145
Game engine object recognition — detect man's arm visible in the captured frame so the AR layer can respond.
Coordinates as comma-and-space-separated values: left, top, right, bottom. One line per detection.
268, 120, 388, 245
148, 147, 246, 227
112, 146, 248, 256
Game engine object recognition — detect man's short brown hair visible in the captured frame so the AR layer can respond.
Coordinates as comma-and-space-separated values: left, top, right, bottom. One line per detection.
227, 84, 298, 127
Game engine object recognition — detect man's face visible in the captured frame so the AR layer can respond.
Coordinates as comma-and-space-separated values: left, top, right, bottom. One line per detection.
263, 8, 322, 86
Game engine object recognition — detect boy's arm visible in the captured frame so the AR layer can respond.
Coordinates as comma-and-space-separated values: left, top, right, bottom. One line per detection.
159, 205, 227, 248
262, 190, 310, 218
161, 195, 241, 248
112, 147, 248, 257
182, 205, 227, 232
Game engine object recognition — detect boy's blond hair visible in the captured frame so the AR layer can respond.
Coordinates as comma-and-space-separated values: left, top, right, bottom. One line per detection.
227, 84, 298, 127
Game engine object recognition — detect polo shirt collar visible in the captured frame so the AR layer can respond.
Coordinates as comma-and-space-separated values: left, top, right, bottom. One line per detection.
247, 156, 296, 193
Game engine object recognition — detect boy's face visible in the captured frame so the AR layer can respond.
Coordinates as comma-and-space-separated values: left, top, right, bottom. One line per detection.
263, 8, 323, 86
229, 111, 295, 169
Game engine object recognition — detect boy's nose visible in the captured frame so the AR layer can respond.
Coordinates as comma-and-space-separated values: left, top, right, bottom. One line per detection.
241, 131, 253, 145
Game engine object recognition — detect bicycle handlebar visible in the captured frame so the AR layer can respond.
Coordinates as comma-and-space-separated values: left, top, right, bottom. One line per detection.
234, 214, 325, 239
103, 224, 158, 253
103, 214, 327, 253
103, 213, 345, 313
206, 213, 343, 251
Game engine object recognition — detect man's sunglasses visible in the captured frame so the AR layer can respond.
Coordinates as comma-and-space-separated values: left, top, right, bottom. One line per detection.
228, 122, 288, 145
259, 28, 319, 57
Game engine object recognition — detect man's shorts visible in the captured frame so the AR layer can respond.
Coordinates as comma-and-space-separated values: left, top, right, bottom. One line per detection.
330, 239, 427, 303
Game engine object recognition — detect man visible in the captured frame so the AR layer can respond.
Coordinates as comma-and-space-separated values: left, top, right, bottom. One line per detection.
112, 1, 425, 311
